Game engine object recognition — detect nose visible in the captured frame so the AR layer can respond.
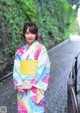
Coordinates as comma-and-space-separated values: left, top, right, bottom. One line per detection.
29, 33, 32, 37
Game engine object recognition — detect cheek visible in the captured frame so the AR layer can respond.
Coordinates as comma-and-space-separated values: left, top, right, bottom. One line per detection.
33, 36, 36, 39
24, 34, 28, 38
33, 35, 36, 39
32, 35, 36, 40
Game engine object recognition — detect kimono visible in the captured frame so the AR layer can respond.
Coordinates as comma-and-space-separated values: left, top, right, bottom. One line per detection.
13, 41, 50, 113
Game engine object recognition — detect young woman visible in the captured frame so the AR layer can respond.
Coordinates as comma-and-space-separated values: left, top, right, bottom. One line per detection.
13, 23, 50, 113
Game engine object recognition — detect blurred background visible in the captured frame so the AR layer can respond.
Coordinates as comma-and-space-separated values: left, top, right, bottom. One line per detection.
0, 0, 79, 79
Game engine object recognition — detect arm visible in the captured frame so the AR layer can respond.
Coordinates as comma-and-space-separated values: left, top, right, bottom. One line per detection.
30, 45, 50, 104
13, 53, 33, 91
30, 45, 50, 91
13, 53, 23, 89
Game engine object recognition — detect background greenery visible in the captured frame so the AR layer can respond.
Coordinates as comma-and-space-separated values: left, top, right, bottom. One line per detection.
0, 0, 77, 76
0, 0, 76, 54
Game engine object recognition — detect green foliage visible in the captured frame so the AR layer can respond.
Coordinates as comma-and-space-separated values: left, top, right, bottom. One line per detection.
69, 19, 78, 34
0, 0, 26, 56
64, 19, 78, 40
34, 0, 76, 44
16, 0, 37, 21
0, 0, 76, 56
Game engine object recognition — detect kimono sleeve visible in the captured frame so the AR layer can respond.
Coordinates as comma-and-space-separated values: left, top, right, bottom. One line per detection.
31, 45, 50, 91
13, 53, 23, 89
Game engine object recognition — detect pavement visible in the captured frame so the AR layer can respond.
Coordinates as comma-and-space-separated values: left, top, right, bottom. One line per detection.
0, 37, 80, 113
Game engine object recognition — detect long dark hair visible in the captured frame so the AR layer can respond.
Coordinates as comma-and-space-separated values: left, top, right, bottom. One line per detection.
23, 23, 38, 40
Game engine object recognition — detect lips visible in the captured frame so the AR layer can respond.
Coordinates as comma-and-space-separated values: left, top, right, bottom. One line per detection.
28, 38, 33, 41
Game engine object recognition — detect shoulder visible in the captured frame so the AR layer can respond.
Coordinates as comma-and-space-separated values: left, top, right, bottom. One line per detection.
15, 45, 26, 55
37, 43, 47, 54
36, 42, 46, 50
40, 44, 47, 51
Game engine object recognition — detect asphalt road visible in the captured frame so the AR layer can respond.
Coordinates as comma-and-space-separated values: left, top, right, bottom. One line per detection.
46, 38, 80, 113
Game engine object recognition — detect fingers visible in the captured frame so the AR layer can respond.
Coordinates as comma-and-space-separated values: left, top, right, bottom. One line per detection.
22, 85, 32, 90
16, 85, 32, 92
28, 85, 32, 89
19, 87, 24, 93
16, 86, 24, 93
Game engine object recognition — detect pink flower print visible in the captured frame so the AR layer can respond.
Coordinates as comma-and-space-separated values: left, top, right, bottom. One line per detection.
13, 79, 17, 88
16, 46, 25, 55
34, 45, 42, 60
18, 99, 28, 113
32, 95, 37, 104
31, 86, 37, 94
39, 99, 46, 109
30, 76, 37, 84
26, 54, 29, 60
43, 74, 50, 84
31, 87, 37, 103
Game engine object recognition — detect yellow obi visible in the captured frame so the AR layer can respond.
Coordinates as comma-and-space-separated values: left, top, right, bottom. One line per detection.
20, 60, 38, 75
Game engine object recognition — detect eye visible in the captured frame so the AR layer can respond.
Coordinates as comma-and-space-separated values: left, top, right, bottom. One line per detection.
25, 31, 29, 34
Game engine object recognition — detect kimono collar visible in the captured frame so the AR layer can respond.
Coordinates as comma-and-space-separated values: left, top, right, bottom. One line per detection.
22, 41, 39, 60
27, 41, 39, 47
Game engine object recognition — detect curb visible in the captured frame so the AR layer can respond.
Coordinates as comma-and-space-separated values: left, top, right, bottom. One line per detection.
48, 39, 69, 53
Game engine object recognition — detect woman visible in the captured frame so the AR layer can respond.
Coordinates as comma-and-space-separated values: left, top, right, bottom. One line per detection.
13, 23, 50, 113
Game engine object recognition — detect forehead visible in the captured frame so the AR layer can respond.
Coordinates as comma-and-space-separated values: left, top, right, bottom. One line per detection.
26, 27, 30, 32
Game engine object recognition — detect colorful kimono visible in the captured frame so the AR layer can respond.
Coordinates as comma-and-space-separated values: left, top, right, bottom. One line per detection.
13, 41, 50, 113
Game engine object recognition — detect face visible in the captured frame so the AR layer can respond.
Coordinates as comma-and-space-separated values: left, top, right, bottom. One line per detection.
24, 28, 36, 45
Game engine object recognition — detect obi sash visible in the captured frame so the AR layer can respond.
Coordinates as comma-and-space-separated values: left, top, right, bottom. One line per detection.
20, 60, 38, 75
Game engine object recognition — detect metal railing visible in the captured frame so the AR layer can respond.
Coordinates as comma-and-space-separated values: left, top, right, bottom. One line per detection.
0, 72, 13, 82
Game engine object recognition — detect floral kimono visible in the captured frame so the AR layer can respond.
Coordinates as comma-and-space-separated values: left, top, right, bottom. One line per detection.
13, 41, 50, 113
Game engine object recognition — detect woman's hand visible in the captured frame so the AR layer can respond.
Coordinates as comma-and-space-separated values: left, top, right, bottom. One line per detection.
21, 85, 32, 90
16, 85, 32, 93
16, 86, 24, 93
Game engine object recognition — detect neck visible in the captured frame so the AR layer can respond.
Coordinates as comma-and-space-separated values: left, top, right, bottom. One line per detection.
27, 41, 36, 46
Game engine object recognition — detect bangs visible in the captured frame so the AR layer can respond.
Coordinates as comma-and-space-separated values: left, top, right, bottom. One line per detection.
28, 26, 37, 34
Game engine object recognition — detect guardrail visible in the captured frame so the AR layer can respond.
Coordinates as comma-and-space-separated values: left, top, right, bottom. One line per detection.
0, 72, 13, 82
